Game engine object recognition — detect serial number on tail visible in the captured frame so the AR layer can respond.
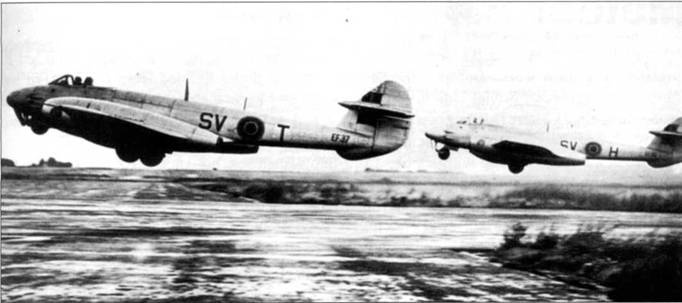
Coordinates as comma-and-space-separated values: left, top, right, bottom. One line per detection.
331, 133, 350, 144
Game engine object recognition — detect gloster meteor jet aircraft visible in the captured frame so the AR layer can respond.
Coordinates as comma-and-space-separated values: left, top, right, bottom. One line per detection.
425, 117, 682, 174
7, 75, 413, 166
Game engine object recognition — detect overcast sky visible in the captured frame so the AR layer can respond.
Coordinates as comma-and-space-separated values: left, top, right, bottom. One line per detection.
2, 3, 681, 180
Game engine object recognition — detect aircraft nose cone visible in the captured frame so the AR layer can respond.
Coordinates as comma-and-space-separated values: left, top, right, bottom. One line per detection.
7, 90, 21, 107
6, 88, 34, 108
425, 131, 443, 141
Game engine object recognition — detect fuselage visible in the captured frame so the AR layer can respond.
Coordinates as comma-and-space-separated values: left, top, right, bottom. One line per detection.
7, 75, 413, 166
8, 78, 380, 153
427, 120, 681, 170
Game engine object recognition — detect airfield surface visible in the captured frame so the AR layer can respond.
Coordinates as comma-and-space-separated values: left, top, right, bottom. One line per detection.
3, 173, 681, 302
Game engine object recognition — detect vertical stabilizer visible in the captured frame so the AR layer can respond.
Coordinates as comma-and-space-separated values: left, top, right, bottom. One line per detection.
647, 117, 682, 167
336, 81, 413, 160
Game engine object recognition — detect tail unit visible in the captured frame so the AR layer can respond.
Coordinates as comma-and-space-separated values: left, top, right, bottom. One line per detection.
336, 81, 414, 160
647, 117, 682, 167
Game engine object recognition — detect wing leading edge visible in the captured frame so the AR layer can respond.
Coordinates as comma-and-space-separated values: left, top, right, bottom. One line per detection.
43, 97, 225, 147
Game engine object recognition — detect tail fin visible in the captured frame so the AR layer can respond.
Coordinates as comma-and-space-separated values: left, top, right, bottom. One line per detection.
648, 117, 682, 151
336, 81, 413, 160
647, 117, 682, 167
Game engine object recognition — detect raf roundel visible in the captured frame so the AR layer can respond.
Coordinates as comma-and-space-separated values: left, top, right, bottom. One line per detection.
237, 116, 265, 141
585, 142, 602, 157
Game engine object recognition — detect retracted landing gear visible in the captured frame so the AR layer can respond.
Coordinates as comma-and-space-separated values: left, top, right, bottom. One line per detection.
508, 163, 525, 174
116, 147, 139, 163
115, 147, 165, 167
140, 152, 165, 167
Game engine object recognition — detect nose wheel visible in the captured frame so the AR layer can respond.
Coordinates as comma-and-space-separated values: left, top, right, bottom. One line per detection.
437, 147, 450, 160
15, 109, 49, 134
430, 140, 451, 161
31, 124, 49, 135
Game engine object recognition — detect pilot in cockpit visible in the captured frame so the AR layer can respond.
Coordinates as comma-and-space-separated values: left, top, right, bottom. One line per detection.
49, 75, 94, 87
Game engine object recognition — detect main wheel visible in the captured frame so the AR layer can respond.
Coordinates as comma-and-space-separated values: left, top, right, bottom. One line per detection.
31, 124, 49, 135
508, 164, 525, 174
140, 152, 164, 167
116, 147, 139, 163
437, 147, 450, 160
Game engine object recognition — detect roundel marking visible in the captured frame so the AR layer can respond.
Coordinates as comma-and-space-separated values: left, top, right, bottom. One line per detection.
237, 116, 265, 141
477, 139, 485, 146
585, 142, 602, 157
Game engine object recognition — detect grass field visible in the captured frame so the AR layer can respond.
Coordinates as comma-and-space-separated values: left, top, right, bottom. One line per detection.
493, 223, 682, 301
3, 167, 680, 213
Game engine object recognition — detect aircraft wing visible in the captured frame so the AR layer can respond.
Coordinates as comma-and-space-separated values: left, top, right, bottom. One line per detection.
493, 140, 556, 157
492, 137, 586, 164
43, 97, 226, 147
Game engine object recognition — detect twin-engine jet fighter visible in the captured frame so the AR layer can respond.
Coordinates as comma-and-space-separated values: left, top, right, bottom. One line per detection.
7, 75, 413, 166
425, 117, 682, 174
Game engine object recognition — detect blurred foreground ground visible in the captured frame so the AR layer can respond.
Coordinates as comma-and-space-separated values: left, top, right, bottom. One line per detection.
1, 168, 680, 302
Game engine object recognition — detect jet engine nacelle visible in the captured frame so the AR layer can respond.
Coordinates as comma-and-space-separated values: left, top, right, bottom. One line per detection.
42, 104, 72, 124
468, 135, 497, 154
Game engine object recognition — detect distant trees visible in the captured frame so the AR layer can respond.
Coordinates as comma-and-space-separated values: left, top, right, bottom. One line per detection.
1, 157, 73, 168
31, 157, 72, 168
1, 158, 15, 167
496, 185, 682, 213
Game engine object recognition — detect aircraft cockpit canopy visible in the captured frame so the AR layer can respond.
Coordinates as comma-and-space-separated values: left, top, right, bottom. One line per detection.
456, 117, 485, 125
49, 74, 94, 87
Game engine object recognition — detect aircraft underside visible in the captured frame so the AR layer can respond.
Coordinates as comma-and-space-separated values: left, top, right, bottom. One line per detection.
18, 106, 258, 167
469, 150, 583, 174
